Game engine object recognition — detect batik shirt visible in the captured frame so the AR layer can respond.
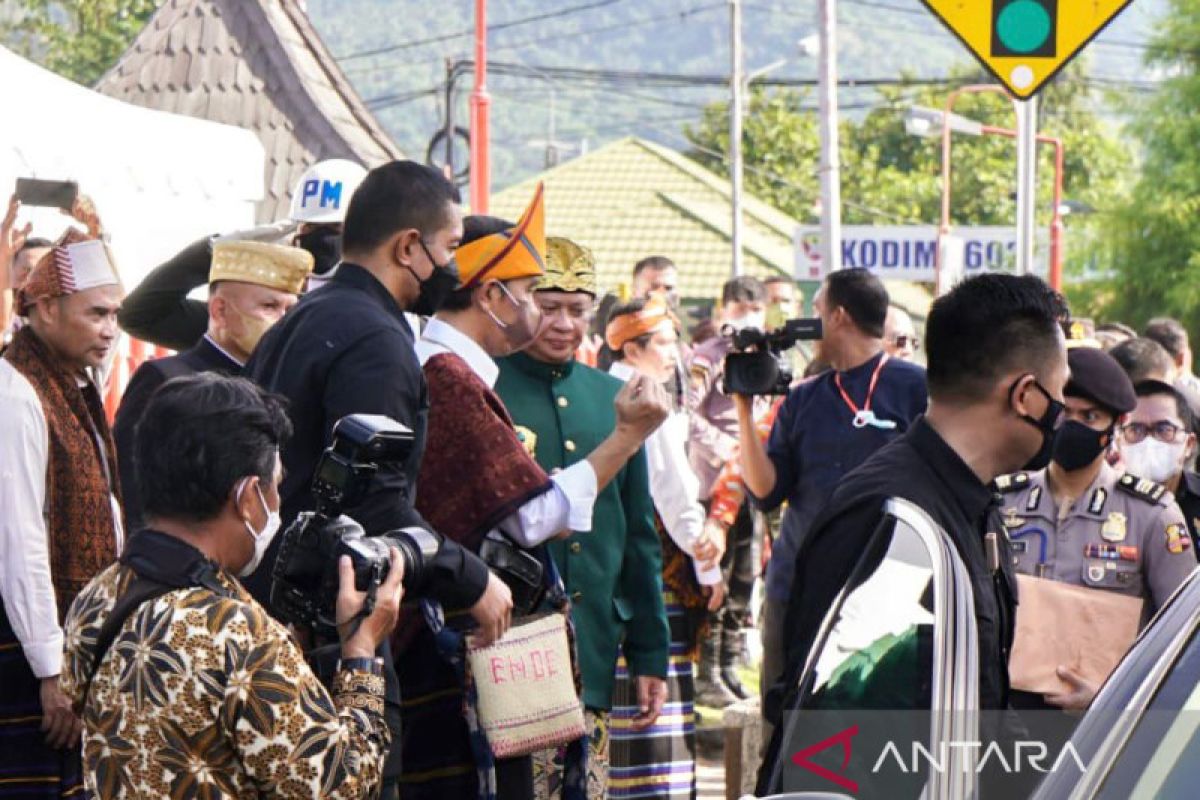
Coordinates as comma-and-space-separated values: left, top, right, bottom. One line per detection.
61, 562, 389, 799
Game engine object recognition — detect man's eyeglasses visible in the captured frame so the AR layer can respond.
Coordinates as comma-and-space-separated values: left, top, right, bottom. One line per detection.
1121, 421, 1187, 444
891, 335, 920, 351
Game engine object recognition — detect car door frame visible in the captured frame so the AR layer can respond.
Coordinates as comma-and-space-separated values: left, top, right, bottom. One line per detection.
764, 497, 981, 798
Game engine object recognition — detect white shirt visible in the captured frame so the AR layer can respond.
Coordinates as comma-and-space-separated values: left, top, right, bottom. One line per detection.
610, 361, 722, 586
416, 318, 597, 546
0, 360, 123, 678
204, 333, 246, 367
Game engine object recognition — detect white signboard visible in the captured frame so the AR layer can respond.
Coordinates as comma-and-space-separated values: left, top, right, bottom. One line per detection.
794, 225, 1018, 282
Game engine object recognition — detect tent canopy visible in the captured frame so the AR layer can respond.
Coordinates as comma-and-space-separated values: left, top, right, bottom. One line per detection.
1, 44, 263, 289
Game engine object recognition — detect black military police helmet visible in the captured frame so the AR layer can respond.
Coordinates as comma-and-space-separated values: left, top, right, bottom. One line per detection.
1065, 346, 1137, 416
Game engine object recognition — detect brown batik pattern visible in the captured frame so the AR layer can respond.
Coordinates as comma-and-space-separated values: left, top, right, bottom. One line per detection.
61, 563, 389, 799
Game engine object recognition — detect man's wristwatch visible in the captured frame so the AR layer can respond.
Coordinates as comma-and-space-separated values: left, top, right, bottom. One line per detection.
337, 656, 384, 676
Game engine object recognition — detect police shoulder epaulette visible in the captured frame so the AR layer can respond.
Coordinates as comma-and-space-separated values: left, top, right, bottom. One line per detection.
994, 472, 1031, 493
1117, 473, 1168, 504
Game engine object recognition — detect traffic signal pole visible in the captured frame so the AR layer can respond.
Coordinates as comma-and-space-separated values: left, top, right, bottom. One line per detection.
1015, 97, 1038, 276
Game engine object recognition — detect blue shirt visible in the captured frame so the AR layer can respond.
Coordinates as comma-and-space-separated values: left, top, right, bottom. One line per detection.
754, 351, 928, 600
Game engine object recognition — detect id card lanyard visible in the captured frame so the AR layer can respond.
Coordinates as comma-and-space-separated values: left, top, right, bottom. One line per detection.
834, 353, 897, 430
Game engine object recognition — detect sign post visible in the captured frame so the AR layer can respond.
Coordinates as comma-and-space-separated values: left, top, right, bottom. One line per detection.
919, 0, 1134, 288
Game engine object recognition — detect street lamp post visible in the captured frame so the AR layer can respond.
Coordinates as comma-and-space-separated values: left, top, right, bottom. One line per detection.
908, 100, 1066, 292
937, 85, 1014, 296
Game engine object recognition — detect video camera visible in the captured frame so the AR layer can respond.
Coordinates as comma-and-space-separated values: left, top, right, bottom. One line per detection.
271, 414, 441, 637
722, 318, 823, 395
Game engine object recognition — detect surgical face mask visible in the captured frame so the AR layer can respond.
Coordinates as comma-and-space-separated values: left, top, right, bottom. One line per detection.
228, 308, 276, 358
724, 311, 766, 332
295, 226, 342, 276
235, 479, 281, 578
484, 281, 542, 352
1122, 438, 1187, 484
409, 240, 460, 316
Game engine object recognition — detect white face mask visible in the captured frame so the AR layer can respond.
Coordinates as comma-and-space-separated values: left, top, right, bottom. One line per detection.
235, 478, 282, 578
724, 311, 766, 332
1122, 438, 1187, 485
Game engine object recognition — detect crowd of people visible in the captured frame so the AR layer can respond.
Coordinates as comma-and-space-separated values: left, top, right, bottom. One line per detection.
2, 157, 1199, 800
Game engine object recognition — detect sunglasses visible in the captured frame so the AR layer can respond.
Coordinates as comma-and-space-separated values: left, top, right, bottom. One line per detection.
891, 334, 920, 351
1121, 421, 1187, 444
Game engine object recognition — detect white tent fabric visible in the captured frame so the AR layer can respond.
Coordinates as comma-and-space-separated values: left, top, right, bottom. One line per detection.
0, 44, 263, 289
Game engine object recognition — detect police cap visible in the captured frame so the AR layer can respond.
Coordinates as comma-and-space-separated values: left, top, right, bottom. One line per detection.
1065, 346, 1137, 415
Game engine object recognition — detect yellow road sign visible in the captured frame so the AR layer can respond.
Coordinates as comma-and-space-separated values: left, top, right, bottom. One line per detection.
920, 0, 1134, 99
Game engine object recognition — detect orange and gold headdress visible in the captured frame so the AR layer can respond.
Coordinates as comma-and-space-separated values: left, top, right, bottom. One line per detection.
455, 183, 546, 289
605, 293, 680, 351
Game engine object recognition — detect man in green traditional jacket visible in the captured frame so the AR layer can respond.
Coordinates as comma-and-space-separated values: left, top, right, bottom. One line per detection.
495, 237, 671, 797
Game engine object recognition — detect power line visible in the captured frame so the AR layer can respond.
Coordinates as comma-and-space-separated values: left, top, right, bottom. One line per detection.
336, 0, 626, 62
348, 2, 729, 74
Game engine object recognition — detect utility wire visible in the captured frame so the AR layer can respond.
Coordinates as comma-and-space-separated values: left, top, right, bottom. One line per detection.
347, 2, 728, 74
337, 0, 625, 62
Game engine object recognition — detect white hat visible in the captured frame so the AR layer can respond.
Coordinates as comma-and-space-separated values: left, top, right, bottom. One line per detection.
289, 159, 368, 224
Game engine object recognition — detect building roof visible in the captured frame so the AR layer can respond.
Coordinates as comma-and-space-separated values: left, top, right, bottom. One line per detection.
95, 0, 401, 222
489, 136, 931, 315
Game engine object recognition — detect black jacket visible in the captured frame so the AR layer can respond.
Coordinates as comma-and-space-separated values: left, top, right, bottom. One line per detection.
1176, 471, 1200, 551
242, 263, 488, 611
116, 236, 211, 351
114, 336, 242, 533
760, 418, 1020, 790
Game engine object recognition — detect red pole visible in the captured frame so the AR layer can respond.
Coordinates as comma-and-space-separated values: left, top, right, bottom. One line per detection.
469, 0, 491, 213
1048, 138, 1064, 292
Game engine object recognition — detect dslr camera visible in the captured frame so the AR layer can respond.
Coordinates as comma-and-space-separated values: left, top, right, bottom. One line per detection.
272, 414, 441, 637
722, 318, 823, 395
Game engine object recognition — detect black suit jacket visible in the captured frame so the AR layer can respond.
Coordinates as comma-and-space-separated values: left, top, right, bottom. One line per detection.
114, 337, 242, 532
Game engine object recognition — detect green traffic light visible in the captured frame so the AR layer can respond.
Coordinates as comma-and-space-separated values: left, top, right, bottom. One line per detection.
995, 0, 1052, 54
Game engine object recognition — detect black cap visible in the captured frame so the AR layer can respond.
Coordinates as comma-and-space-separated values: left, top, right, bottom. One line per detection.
1065, 346, 1137, 415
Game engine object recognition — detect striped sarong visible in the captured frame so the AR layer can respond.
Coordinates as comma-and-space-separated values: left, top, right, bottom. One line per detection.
608, 592, 697, 799
0, 609, 85, 798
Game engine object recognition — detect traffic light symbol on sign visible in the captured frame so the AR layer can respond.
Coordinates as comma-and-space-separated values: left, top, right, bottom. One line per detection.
991, 0, 1057, 58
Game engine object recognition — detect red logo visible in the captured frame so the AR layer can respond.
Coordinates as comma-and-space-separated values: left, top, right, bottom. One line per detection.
791, 724, 859, 793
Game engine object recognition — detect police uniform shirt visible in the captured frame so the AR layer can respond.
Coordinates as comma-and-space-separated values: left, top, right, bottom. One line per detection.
999, 461, 1196, 614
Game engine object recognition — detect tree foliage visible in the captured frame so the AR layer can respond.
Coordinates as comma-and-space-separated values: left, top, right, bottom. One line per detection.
4, 0, 159, 86
1089, 0, 1200, 334
684, 64, 1129, 289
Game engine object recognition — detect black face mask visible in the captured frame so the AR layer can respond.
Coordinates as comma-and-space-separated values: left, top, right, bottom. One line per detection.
295, 226, 342, 276
408, 240, 460, 316
1051, 420, 1111, 472
1013, 378, 1066, 472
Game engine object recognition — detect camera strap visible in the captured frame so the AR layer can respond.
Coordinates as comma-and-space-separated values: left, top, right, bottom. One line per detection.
834, 353, 898, 430
80, 530, 232, 705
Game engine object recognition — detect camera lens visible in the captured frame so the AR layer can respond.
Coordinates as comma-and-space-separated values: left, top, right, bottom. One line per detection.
377, 526, 441, 593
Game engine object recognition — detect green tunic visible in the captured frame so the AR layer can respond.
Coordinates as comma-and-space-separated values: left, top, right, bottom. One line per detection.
495, 351, 670, 710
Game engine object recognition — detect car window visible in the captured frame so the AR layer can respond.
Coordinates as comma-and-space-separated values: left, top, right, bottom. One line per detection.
806, 520, 936, 710
1097, 628, 1200, 799
773, 514, 940, 798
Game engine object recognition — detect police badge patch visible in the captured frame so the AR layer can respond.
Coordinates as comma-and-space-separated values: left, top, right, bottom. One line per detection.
1101, 512, 1127, 542
1166, 523, 1191, 554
